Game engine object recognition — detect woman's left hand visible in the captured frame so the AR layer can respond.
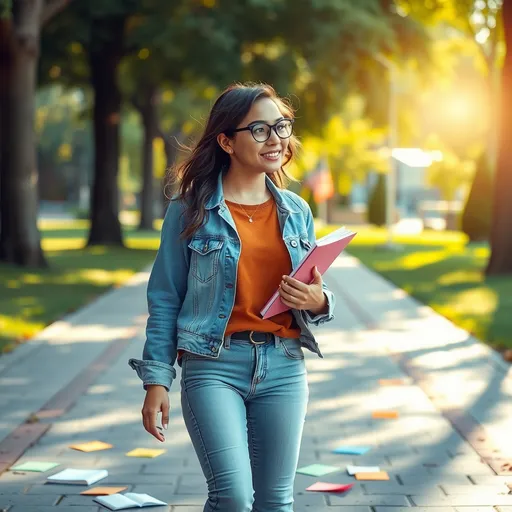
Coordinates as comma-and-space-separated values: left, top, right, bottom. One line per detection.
278, 266, 327, 315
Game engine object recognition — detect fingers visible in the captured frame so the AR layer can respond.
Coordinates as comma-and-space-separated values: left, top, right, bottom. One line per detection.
279, 280, 306, 303
142, 407, 166, 443
161, 401, 170, 431
282, 275, 309, 291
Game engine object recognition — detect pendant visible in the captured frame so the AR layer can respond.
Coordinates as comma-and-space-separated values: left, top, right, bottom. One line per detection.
249, 218, 253, 223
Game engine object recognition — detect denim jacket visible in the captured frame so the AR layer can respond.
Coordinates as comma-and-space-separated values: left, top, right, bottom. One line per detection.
129, 172, 336, 391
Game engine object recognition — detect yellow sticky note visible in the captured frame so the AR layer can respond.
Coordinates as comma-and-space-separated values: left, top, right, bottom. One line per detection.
355, 471, 390, 481
126, 448, 166, 458
70, 441, 113, 452
81, 486, 128, 495
372, 410, 399, 419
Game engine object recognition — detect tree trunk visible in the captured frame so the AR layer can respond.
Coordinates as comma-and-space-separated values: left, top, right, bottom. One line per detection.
0, 6, 47, 267
486, 0, 512, 275
87, 16, 124, 247
136, 86, 158, 231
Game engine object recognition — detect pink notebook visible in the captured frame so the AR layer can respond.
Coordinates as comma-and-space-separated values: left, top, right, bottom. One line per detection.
260, 227, 356, 319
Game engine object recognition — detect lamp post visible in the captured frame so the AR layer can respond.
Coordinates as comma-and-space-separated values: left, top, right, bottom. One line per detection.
374, 54, 399, 249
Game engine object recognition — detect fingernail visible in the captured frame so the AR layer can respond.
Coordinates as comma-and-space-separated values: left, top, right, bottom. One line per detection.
164, 424, 168, 430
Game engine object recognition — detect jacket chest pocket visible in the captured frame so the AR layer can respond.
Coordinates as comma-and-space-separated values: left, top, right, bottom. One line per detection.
188, 237, 224, 283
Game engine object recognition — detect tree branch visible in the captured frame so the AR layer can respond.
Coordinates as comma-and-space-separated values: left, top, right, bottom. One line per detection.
41, 0, 70, 26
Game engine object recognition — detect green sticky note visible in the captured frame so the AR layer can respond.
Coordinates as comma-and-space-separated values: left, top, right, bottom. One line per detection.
296, 464, 341, 477
11, 461, 60, 472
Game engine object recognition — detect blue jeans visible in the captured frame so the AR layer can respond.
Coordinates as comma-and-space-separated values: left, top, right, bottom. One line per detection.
180, 334, 309, 512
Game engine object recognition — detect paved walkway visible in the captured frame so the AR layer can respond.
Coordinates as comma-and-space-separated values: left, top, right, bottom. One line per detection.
1, 254, 512, 511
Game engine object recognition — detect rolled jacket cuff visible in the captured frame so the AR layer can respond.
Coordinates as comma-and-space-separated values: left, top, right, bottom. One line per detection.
128, 358, 176, 392
304, 289, 335, 326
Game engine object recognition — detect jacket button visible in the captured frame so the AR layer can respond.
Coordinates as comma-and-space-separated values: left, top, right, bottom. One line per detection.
226, 284, 233, 289
218, 314, 226, 319
290, 240, 298, 248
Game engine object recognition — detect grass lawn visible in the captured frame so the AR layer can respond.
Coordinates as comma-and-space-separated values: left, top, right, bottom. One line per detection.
318, 225, 512, 351
0, 219, 161, 354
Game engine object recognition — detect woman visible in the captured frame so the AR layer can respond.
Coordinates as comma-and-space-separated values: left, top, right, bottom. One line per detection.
129, 82, 335, 512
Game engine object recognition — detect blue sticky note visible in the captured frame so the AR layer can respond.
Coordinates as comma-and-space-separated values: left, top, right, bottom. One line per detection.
332, 446, 371, 455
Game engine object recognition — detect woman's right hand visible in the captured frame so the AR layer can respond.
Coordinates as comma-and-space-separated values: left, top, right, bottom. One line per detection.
142, 385, 169, 442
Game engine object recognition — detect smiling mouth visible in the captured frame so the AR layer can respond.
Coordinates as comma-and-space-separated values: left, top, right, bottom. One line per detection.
261, 150, 281, 160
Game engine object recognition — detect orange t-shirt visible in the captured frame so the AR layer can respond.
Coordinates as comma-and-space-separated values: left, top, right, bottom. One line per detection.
225, 197, 301, 339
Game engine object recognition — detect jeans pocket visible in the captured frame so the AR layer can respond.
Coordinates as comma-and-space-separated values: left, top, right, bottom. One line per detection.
279, 338, 305, 360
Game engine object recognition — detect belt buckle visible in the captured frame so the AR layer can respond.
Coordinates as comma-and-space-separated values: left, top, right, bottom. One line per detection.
249, 330, 267, 345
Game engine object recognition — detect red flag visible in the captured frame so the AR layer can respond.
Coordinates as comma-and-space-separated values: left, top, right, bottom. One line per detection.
304, 157, 334, 203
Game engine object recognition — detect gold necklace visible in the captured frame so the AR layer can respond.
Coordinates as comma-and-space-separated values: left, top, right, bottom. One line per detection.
228, 194, 266, 223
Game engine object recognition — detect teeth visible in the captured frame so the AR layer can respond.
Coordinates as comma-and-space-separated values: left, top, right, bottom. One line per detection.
263, 151, 280, 157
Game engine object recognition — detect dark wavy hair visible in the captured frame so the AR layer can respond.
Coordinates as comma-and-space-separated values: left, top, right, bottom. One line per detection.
167, 82, 300, 239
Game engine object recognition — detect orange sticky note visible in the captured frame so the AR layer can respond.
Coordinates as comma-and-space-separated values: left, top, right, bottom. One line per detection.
355, 471, 389, 481
378, 378, 407, 386
70, 441, 113, 452
372, 410, 399, 419
80, 486, 128, 495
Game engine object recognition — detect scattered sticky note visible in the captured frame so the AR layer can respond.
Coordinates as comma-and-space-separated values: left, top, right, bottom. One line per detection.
125, 448, 166, 458
355, 471, 389, 481
346, 465, 380, 476
332, 446, 370, 456
306, 482, 354, 493
81, 486, 128, 496
296, 464, 341, 477
10, 461, 60, 473
372, 410, 399, 419
70, 441, 113, 452
379, 378, 408, 386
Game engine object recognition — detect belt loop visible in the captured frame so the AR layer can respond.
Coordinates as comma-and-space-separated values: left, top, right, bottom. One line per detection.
224, 335, 231, 349
274, 334, 281, 347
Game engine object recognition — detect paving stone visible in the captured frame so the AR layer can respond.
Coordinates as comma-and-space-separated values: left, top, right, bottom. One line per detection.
59, 494, 99, 506
322, 507, 371, 511
0, 494, 58, 507
102, 472, 178, 486
471, 475, 512, 486
176, 475, 207, 494
411, 494, 512, 506
0, 486, 28, 495
9, 508, 100, 512
361, 482, 444, 495
398, 472, 472, 486
328, 493, 410, 506
165, 494, 206, 506
26, 483, 94, 494
374, 508, 456, 512
374, 508, 495, 512
442, 484, 510, 495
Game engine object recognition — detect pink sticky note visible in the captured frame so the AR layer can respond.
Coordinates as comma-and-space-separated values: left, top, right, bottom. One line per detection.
306, 482, 354, 493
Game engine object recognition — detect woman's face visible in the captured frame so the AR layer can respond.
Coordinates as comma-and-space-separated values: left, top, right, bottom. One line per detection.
227, 97, 291, 174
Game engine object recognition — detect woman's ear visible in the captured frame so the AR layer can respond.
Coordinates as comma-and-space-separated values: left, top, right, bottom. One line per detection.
217, 133, 233, 155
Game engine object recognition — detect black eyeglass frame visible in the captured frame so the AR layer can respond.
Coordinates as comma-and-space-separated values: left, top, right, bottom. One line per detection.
228, 118, 295, 143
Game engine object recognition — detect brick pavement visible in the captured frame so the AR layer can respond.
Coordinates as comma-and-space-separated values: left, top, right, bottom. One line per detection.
0, 255, 511, 510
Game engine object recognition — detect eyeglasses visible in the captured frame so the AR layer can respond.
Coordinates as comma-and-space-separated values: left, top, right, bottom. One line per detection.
229, 118, 294, 143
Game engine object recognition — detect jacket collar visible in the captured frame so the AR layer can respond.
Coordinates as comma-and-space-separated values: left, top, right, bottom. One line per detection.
205, 169, 299, 213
